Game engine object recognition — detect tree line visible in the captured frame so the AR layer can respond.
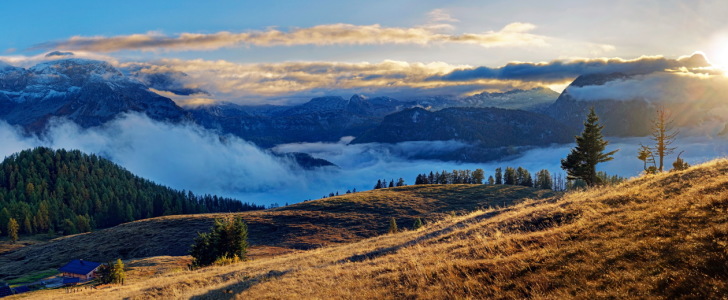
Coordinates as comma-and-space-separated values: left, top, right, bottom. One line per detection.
413, 167, 575, 191
0, 147, 264, 238
415, 169, 485, 185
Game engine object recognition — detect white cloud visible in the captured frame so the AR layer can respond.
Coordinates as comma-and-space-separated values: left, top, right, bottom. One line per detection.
0, 51, 119, 68
33, 22, 549, 53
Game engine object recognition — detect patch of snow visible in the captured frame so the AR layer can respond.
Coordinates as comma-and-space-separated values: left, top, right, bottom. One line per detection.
412, 110, 420, 123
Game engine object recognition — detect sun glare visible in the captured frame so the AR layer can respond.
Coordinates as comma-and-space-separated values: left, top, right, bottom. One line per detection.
707, 37, 728, 71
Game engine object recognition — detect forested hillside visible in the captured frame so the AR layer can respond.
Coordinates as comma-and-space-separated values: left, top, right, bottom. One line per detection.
0, 147, 263, 236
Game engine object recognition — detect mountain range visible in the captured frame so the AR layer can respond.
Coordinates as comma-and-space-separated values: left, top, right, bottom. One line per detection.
0, 59, 186, 132
2, 58, 721, 163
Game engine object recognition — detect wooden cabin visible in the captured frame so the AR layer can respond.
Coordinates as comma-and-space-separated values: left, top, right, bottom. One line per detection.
58, 259, 102, 281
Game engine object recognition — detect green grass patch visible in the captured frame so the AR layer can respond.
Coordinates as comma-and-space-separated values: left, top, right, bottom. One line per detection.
6, 269, 58, 285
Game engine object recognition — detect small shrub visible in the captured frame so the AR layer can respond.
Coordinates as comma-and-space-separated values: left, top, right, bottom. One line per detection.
388, 217, 398, 234
214, 254, 242, 266
412, 218, 424, 230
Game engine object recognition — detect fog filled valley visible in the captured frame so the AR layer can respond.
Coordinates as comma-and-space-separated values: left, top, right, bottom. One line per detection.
1, 113, 727, 206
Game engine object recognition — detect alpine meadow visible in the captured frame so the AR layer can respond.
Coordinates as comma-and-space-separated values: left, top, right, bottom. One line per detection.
1, 1, 727, 299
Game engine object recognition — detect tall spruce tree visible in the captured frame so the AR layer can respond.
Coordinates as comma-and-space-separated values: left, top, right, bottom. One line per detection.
561, 108, 618, 186
494, 168, 503, 184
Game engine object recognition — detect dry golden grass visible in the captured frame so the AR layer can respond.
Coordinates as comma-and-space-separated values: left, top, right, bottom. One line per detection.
0, 184, 549, 281
11, 159, 728, 299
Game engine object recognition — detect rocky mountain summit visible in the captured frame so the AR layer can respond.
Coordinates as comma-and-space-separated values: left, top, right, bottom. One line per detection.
0, 59, 186, 131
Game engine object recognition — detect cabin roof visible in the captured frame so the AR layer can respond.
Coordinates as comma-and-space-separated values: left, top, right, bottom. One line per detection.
58, 259, 102, 275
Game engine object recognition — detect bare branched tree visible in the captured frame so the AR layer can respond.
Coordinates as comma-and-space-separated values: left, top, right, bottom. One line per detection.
650, 107, 678, 172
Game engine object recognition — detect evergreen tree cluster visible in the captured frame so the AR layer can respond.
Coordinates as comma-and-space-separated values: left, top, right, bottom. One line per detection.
374, 178, 406, 189
414, 169, 485, 185
494, 167, 554, 189
97, 259, 126, 285
190, 216, 249, 268
0, 147, 264, 237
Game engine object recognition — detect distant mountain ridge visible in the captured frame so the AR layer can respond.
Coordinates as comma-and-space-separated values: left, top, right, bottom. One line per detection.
0, 59, 187, 131
189, 94, 411, 147
353, 107, 571, 145
414, 87, 559, 112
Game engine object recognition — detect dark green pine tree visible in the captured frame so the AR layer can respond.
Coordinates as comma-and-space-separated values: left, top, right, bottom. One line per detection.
561, 108, 619, 186
504, 167, 517, 185
534, 169, 553, 190
472, 169, 485, 184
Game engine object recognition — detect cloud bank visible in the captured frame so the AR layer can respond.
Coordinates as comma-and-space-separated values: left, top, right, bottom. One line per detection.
566, 71, 728, 103
124, 54, 715, 106
124, 59, 541, 105
434, 53, 712, 82
31, 22, 550, 53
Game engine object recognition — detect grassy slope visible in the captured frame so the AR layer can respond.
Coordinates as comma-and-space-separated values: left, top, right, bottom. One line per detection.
16, 159, 728, 300
0, 184, 553, 281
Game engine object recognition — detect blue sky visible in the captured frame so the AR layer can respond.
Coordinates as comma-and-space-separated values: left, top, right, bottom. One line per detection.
2, 0, 727, 104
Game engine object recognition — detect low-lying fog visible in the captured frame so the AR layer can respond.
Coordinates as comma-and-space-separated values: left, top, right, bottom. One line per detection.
1, 113, 726, 206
